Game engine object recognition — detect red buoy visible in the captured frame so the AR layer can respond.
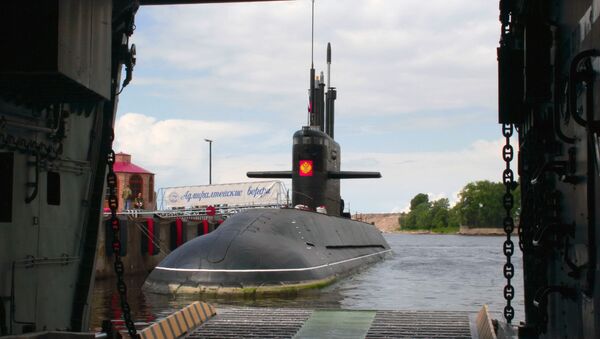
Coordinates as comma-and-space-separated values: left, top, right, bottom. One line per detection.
176, 218, 183, 247
203, 219, 209, 235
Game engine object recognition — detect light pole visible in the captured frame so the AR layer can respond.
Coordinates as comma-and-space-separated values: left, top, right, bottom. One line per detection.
204, 139, 213, 185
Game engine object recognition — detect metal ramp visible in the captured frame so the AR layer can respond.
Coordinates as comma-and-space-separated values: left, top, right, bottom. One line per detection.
366, 310, 472, 338
187, 308, 312, 338
187, 307, 473, 339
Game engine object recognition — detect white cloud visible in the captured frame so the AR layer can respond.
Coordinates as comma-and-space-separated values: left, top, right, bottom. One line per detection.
340, 138, 505, 213
114, 112, 277, 188
130, 0, 500, 119
115, 1, 508, 213
115, 113, 506, 213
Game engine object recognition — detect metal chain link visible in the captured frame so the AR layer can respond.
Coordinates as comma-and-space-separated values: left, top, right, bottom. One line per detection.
502, 123, 516, 323
105, 2, 140, 335
106, 128, 138, 338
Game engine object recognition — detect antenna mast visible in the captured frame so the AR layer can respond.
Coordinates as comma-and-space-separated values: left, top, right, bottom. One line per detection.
327, 42, 331, 89
309, 0, 315, 126
311, 0, 314, 68
325, 42, 336, 138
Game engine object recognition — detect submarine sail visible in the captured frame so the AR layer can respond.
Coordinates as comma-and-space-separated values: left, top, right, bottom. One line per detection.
248, 42, 381, 216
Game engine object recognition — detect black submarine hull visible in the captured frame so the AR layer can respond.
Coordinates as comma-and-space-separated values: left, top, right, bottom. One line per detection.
143, 208, 391, 294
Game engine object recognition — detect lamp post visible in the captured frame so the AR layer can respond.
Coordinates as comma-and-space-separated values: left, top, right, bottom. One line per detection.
204, 139, 213, 185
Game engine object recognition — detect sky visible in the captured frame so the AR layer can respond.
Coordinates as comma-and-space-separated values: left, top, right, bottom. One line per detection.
114, 0, 505, 213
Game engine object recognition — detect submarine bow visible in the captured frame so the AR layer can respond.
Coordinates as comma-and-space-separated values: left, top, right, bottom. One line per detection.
144, 208, 391, 294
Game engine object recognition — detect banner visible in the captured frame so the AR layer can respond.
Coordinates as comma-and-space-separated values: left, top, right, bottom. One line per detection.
159, 181, 286, 210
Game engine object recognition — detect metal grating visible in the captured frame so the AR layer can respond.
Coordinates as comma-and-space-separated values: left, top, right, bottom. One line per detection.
365, 310, 472, 339
187, 308, 473, 339
188, 307, 312, 339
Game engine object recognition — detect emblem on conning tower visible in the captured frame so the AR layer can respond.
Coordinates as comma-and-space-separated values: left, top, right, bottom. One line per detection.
299, 160, 313, 176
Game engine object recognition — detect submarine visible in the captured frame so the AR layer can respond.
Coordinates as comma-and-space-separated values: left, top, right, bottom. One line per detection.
143, 43, 391, 295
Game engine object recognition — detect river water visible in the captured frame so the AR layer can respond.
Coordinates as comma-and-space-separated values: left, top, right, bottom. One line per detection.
89, 233, 524, 330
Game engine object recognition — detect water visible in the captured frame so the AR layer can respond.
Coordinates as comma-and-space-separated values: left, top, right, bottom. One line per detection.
89, 233, 524, 330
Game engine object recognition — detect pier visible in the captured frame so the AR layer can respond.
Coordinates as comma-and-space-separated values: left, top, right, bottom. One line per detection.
111, 304, 490, 339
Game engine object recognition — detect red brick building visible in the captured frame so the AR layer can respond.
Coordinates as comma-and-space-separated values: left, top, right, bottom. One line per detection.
111, 152, 155, 212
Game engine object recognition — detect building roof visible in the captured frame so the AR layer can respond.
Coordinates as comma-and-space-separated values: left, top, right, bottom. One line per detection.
114, 161, 154, 174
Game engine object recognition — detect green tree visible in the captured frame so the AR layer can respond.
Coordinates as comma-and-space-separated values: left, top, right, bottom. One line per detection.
404, 212, 417, 228
430, 198, 450, 229
410, 193, 430, 210
400, 193, 431, 229
452, 180, 520, 228
399, 181, 521, 232
400, 194, 454, 231
413, 203, 432, 228
447, 207, 460, 228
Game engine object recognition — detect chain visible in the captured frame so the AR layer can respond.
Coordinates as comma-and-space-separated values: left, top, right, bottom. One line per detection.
106, 128, 138, 338
502, 123, 516, 323
105, 1, 140, 336
499, 1, 517, 324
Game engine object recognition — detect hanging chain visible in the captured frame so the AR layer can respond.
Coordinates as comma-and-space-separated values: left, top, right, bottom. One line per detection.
106, 128, 138, 338
105, 2, 140, 336
502, 123, 516, 323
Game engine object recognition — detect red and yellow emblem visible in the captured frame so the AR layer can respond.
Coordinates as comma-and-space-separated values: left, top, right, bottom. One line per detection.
299, 160, 313, 176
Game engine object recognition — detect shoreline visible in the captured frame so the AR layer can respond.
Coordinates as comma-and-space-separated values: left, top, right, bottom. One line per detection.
381, 228, 508, 236
354, 213, 509, 236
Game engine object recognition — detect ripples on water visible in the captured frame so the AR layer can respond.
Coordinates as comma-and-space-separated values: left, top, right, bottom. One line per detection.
89, 233, 524, 329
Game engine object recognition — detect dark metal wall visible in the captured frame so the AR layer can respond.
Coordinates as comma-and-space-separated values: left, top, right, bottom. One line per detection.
499, 1, 600, 337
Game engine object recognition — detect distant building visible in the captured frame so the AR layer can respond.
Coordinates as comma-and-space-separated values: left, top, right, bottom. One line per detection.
106, 152, 155, 212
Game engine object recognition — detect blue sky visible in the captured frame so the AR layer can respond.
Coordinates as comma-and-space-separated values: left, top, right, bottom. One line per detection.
115, 0, 504, 212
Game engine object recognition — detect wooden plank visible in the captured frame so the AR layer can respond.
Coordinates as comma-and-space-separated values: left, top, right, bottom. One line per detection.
475, 305, 497, 339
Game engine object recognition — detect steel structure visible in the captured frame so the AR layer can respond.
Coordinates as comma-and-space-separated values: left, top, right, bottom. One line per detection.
498, 1, 600, 337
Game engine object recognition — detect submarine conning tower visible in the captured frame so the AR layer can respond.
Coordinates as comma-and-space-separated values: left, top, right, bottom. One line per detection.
292, 126, 342, 215
248, 43, 381, 216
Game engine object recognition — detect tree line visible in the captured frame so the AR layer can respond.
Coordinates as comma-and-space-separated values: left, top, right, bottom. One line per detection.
399, 180, 521, 232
